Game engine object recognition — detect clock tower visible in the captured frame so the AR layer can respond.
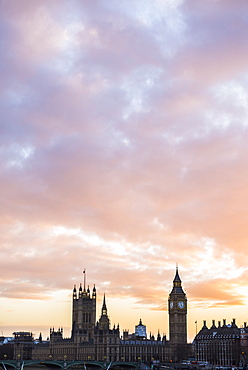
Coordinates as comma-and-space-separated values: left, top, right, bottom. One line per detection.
168, 267, 187, 348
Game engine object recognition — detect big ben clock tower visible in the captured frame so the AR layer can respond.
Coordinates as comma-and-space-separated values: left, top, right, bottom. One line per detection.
168, 267, 187, 349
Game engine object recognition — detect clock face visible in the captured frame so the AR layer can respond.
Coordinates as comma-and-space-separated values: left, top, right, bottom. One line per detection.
170, 301, 173, 309
178, 301, 184, 309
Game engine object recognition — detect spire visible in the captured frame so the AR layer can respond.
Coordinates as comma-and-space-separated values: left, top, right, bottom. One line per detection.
157, 330, 161, 341
92, 284, 96, 299
102, 293, 107, 316
173, 265, 181, 286
170, 265, 185, 295
73, 285, 77, 299
98, 293, 110, 330
79, 283, 82, 298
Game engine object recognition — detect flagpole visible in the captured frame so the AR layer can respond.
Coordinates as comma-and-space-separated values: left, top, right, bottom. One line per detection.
83, 268, 86, 291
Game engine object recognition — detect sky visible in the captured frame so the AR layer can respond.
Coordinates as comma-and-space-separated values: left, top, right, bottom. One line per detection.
1, 0, 248, 342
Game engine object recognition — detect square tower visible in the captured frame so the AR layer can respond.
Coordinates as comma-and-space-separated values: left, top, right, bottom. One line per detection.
168, 267, 187, 361
71, 283, 96, 343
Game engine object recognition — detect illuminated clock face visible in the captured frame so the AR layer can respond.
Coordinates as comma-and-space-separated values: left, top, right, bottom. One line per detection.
170, 301, 173, 309
178, 301, 184, 309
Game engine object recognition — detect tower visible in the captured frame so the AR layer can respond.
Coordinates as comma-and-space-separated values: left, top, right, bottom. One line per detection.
168, 267, 187, 360
94, 294, 120, 361
71, 271, 96, 342
135, 319, 147, 338
98, 294, 110, 330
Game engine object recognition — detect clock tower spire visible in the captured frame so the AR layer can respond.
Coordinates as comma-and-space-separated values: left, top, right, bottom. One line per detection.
168, 266, 187, 361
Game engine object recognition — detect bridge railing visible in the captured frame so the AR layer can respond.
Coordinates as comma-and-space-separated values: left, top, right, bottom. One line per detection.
0, 360, 142, 370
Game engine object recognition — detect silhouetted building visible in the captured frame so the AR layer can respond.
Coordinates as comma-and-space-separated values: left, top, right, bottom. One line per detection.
71, 281, 96, 342
168, 266, 188, 362
13, 332, 33, 360
194, 319, 241, 366
0, 337, 14, 360
25, 268, 190, 362
240, 323, 248, 366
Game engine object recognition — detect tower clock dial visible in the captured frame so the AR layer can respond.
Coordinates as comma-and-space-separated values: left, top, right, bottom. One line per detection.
170, 301, 173, 309
178, 301, 184, 309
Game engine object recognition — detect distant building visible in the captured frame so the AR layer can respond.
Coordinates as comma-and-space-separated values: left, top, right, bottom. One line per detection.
194, 319, 241, 366
135, 319, 147, 338
13, 332, 33, 360
240, 323, 248, 366
0, 336, 14, 360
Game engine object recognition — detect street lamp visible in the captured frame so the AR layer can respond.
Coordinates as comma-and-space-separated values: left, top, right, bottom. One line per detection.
4, 355, 7, 360
88, 356, 91, 361
241, 352, 245, 367
63, 355, 67, 369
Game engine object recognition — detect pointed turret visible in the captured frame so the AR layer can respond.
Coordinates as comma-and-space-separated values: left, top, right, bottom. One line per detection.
79, 283, 82, 298
92, 284, 96, 299
98, 294, 110, 330
102, 293, 107, 316
157, 330, 161, 341
173, 266, 181, 284
73, 285, 77, 299
171, 266, 185, 294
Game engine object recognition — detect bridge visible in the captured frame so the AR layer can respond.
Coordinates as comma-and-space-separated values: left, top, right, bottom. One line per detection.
0, 360, 146, 370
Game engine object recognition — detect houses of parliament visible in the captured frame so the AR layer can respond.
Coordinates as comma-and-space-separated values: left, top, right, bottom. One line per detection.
3, 268, 248, 366
26, 267, 189, 363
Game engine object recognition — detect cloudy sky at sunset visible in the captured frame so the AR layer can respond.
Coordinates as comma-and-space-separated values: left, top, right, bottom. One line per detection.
1, 0, 248, 341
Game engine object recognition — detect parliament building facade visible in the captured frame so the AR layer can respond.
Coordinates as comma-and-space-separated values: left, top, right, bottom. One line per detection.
29, 268, 189, 363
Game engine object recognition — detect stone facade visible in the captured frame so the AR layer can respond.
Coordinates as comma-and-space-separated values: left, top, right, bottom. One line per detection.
194, 319, 242, 366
